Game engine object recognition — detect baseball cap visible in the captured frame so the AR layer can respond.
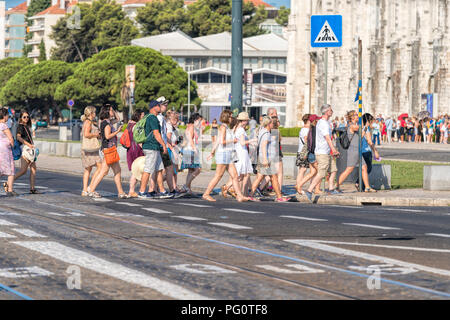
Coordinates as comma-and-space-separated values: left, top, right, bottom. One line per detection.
309, 114, 320, 122
156, 96, 169, 104
149, 100, 160, 109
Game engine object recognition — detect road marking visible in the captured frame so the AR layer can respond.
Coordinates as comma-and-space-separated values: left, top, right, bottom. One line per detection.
46, 212, 67, 217
104, 212, 144, 218
348, 264, 418, 275
0, 212, 21, 216
425, 233, 450, 238
116, 202, 143, 207
12, 241, 210, 300
342, 223, 401, 230
256, 264, 324, 274
223, 209, 264, 214
66, 212, 86, 217
11, 229, 47, 238
208, 222, 252, 230
0, 231, 15, 238
178, 203, 212, 208
173, 216, 207, 221
383, 208, 427, 213
0, 266, 53, 279
171, 264, 236, 274
328, 205, 360, 209
136, 198, 164, 202
280, 215, 328, 222
285, 239, 450, 277
35, 186, 48, 190
297, 240, 450, 253
92, 198, 112, 202
143, 208, 172, 214
0, 219, 18, 226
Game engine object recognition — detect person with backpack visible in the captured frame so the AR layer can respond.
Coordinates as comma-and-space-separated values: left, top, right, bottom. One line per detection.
304, 105, 340, 202
88, 105, 126, 199
335, 110, 361, 191
137, 100, 172, 199
0, 108, 17, 196
295, 114, 320, 195
122, 110, 145, 198
80, 106, 101, 197
13, 110, 40, 194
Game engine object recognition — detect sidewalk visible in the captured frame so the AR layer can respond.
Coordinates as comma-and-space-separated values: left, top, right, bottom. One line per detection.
31, 154, 450, 207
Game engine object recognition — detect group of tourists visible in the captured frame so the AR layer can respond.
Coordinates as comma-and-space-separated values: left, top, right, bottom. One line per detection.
0, 107, 40, 197
330, 113, 450, 145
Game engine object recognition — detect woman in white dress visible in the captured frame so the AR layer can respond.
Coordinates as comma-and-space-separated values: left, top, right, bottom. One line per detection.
222, 112, 255, 197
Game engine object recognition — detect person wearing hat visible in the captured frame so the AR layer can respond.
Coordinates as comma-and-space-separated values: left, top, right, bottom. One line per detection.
295, 114, 320, 195
221, 112, 257, 198
138, 100, 172, 199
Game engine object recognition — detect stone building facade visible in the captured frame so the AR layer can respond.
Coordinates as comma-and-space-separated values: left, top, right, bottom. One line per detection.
286, 0, 450, 127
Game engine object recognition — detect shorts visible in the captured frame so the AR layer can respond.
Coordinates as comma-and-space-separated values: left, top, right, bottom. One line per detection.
316, 154, 337, 179
160, 150, 172, 168
143, 150, 164, 174
307, 153, 316, 164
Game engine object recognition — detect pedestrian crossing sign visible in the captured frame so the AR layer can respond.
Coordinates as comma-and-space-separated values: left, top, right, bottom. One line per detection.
311, 15, 342, 48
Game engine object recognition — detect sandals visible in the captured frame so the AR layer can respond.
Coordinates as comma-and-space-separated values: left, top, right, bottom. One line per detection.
364, 188, 377, 193
247, 196, 260, 202
236, 196, 249, 203
221, 185, 229, 198
30, 189, 40, 194
81, 191, 89, 197
128, 192, 138, 198
89, 191, 101, 198
3, 182, 7, 193
202, 194, 216, 202
275, 197, 290, 202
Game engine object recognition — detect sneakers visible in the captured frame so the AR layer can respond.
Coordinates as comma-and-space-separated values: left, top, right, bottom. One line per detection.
305, 191, 313, 203
138, 192, 150, 199
328, 189, 343, 195
254, 188, 263, 198
6, 191, 18, 197
158, 191, 174, 199
171, 190, 184, 199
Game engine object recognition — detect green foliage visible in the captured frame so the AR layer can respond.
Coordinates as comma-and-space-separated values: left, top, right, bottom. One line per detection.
0, 60, 75, 110
38, 39, 47, 62
54, 46, 201, 112
27, 0, 51, 18
137, 0, 268, 38
0, 57, 32, 89
50, 0, 139, 62
279, 127, 301, 137
275, 6, 290, 27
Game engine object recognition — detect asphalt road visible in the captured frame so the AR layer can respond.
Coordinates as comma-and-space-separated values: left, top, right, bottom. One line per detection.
0, 170, 449, 300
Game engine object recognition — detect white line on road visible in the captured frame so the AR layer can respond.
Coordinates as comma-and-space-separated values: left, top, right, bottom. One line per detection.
285, 239, 450, 277
92, 198, 112, 202
383, 208, 428, 213
0, 212, 21, 216
116, 202, 143, 207
104, 212, 144, 218
208, 222, 252, 230
11, 229, 47, 238
425, 233, 450, 238
173, 216, 207, 221
298, 240, 450, 253
280, 215, 328, 222
143, 208, 172, 214
66, 212, 86, 217
0, 219, 18, 226
0, 231, 15, 238
342, 223, 401, 230
46, 212, 67, 217
256, 264, 324, 274
178, 203, 213, 208
223, 208, 264, 214
12, 241, 210, 300
0, 266, 53, 279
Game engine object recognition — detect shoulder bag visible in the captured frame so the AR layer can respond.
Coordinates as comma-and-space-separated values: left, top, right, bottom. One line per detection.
82, 120, 101, 152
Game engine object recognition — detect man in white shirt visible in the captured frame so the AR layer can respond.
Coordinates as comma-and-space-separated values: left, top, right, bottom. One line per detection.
305, 104, 340, 202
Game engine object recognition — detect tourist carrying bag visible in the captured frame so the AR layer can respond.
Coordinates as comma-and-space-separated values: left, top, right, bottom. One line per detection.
103, 145, 120, 165
296, 137, 308, 166
82, 121, 101, 152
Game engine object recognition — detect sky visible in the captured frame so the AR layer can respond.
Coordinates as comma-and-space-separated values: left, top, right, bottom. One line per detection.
5, 0, 25, 10
266, 0, 290, 8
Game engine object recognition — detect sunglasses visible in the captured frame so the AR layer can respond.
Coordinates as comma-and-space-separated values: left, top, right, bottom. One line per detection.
22, 116, 29, 119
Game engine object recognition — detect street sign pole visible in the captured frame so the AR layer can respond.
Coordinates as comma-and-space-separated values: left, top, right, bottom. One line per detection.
231, 0, 243, 113
358, 39, 363, 193
324, 47, 328, 104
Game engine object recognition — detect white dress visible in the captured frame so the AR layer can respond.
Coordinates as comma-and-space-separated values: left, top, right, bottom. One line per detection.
234, 127, 253, 174
215, 125, 233, 165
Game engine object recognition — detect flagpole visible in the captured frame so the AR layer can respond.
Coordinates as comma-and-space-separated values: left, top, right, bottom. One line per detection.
358, 38, 363, 193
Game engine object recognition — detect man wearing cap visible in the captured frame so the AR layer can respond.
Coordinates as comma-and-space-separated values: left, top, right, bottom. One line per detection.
156, 96, 177, 196
305, 104, 340, 203
138, 100, 172, 199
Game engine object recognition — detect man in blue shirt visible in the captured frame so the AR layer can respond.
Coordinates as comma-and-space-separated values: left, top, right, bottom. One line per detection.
138, 100, 172, 199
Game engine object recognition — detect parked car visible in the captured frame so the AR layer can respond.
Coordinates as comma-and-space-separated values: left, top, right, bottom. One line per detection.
36, 120, 48, 128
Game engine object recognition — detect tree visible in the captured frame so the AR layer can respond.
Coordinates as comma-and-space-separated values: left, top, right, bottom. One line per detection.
50, 0, 139, 62
137, 0, 268, 38
0, 61, 76, 118
275, 6, 290, 27
38, 39, 47, 62
0, 57, 32, 89
54, 46, 201, 112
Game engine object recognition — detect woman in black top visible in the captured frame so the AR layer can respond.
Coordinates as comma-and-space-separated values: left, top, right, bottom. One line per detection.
14, 110, 39, 194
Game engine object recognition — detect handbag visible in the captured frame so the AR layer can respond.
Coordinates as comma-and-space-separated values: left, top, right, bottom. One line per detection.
22, 145, 35, 162
82, 121, 101, 152
297, 137, 308, 166
103, 145, 120, 165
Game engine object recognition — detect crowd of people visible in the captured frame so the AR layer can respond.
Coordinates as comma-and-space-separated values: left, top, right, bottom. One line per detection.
1, 101, 449, 202
330, 113, 450, 145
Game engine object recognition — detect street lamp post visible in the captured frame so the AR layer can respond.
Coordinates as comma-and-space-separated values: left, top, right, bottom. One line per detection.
186, 64, 194, 121
231, 0, 243, 113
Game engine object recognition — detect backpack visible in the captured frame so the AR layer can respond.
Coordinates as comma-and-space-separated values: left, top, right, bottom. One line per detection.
339, 128, 354, 150
120, 126, 131, 149
133, 114, 151, 144
307, 125, 316, 154
296, 136, 309, 165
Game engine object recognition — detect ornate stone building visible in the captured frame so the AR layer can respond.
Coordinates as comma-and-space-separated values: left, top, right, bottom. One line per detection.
286, 0, 450, 127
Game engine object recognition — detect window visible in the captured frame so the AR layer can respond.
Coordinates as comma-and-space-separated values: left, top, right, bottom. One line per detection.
193, 73, 209, 83
263, 73, 275, 84
253, 73, 261, 84
275, 75, 287, 84
211, 73, 226, 83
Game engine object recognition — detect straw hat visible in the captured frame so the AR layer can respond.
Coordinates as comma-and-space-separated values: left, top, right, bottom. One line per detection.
236, 112, 250, 121
131, 156, 146, 181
